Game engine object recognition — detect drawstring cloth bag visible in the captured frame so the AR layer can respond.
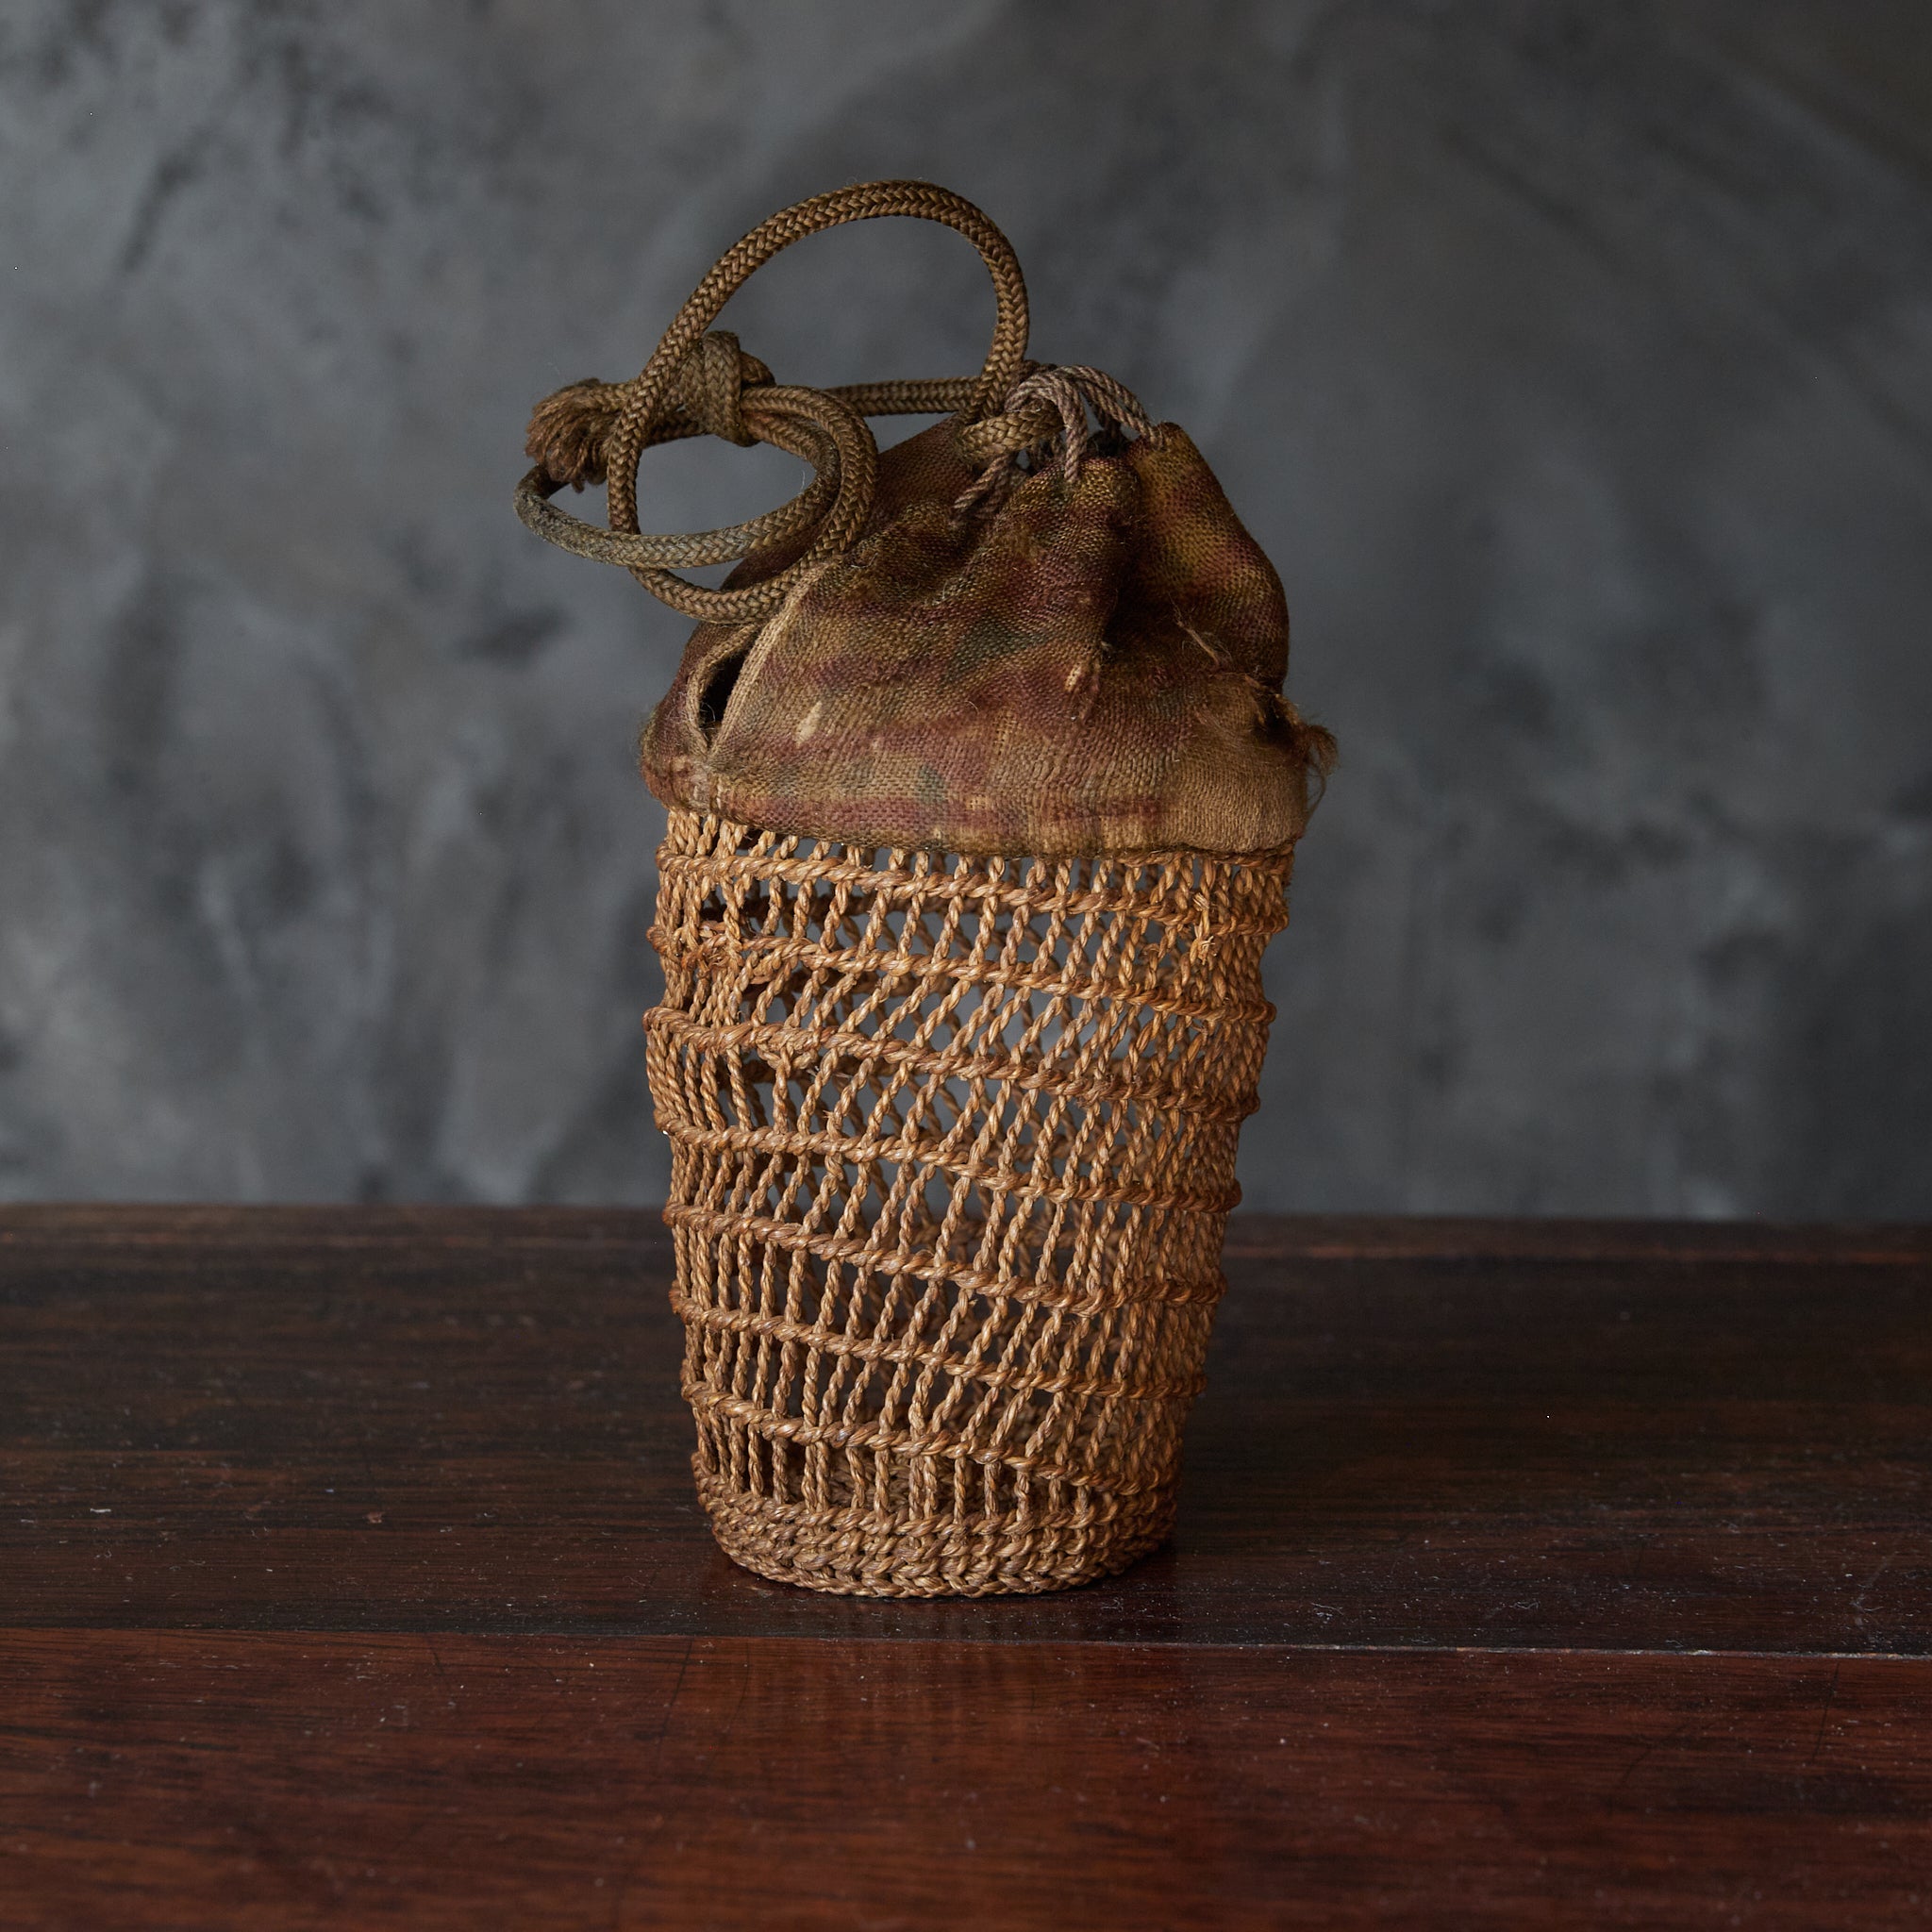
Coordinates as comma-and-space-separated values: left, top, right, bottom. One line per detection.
518, 180, 1333, 1598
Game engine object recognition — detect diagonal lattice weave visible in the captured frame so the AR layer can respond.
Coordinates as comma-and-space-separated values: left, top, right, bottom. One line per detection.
644, 808, 1295, 1597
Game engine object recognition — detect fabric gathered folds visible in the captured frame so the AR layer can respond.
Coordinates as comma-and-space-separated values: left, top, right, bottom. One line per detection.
517, 180, 1332, 1597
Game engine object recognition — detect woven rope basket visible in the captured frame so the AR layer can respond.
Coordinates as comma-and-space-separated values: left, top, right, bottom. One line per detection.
645, 811, 1292, 1596
518, 181, 1329, 1596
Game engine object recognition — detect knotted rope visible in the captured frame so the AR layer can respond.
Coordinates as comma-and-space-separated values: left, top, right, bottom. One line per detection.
514, 180, 1152, 623
952, 363, 1155, 516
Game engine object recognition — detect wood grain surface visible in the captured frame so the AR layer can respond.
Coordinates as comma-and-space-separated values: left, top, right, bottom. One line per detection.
3, 1208, 1929, 1928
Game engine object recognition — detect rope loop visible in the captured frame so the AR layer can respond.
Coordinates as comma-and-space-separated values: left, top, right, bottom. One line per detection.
954, 364, 1155, 516
515, 181, 1155, 622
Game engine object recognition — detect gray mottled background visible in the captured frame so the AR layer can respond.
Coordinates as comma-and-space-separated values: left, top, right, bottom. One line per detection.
3, 0, 1929, 1215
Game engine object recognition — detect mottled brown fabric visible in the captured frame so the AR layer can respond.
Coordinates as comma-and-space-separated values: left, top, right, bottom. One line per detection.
641, 417, 1332, 857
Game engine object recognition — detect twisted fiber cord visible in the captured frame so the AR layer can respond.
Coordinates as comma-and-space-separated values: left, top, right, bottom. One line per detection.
602, 180, 1029, 528
660, 1202, 1233, 1314
517, 181, 1162, 621
514, 356, 1147, 599
646, 808, 1292, 1596
645, 1006, 1266, 1143
519, 414, 844, 574
670, 1288, 1210, 1401
656, 918, 1285, 1023
655, 839, 1276, 925
523, 370, 986, 497
513, 375, 963, 579
534, 181, 1030, 620
953, 361, 1157, 514
517, 355, 878, 609
684, 1380, 1194, 1491
525, 331, 778, 490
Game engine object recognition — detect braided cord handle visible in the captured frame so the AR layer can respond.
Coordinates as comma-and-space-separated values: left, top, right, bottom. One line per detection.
607, 180, 1029, 535
517, 181, 1033, 623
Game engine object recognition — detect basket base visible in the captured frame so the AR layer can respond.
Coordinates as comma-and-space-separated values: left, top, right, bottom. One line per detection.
694, 1464, 1176, 1599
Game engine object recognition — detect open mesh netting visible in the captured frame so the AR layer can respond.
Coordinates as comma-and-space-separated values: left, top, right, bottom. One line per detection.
645, 808, 1295, 1596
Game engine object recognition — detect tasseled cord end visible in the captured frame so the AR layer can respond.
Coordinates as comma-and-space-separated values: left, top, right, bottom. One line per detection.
525, 378, 628, 491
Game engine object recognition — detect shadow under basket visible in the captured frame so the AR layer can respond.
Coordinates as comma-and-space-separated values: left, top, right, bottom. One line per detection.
643, 808, 1295, 1599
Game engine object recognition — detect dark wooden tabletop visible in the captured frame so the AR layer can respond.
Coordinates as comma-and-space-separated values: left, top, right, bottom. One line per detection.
3, 1208, 1928, 1928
